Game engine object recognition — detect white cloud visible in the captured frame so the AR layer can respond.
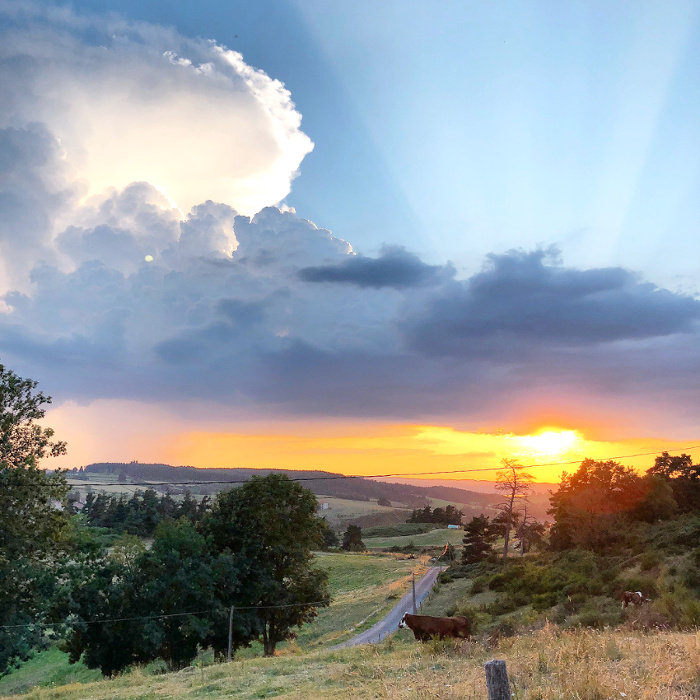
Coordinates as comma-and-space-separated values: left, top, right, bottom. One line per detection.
0, 1, 312, 220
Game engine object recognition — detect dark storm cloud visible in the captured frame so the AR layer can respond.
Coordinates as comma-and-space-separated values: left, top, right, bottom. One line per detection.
298, 246, 453, 288
2, 169, 700, 429
405, 249, 700, 357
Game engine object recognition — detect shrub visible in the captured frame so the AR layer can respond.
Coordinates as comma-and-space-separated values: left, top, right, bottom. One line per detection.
639, 549, 663, 571
654, 585, 700, 628
565, 596, 623, 629
531, 592, 560, 612
470, 575, 490, 594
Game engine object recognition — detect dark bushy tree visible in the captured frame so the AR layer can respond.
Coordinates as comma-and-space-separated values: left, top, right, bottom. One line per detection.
0, 364, 69, 674
319, 518, 339, 549
647, 452, 700, 513
462, 515, 498, 563
549, 459, 646, 551
202, 475, 330, 656
407, 504, 463, 525
64, 518, 248, 675
342, 524, 366, 552
631, 474, 677, 523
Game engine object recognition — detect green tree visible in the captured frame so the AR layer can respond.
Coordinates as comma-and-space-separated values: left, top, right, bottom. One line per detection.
342, 524, 366, 552
65, 518, 246, 675
631, 474, 677, 523
318, 517, 339, 549
203, 475, 330, 656
647, 452, 700, 513
548, 458, 645, 551
0, 364, 69, 674
462, 514, 498, 563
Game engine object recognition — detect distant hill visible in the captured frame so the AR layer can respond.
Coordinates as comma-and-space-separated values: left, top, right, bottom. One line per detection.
79, 462, 551, 520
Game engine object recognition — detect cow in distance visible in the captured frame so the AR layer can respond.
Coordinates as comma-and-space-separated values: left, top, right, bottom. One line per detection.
621, 591, 650, 608
398, 613, 470, 641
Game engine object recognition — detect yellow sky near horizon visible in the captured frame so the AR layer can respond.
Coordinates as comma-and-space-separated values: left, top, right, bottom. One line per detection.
45, 401, 699, 484
162, 425, 698, 483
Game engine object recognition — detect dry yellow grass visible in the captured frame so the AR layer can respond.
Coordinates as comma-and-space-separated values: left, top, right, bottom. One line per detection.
7, 625, 700, 700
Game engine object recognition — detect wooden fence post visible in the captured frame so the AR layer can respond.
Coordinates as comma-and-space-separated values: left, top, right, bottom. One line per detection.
485, 659, 511, 700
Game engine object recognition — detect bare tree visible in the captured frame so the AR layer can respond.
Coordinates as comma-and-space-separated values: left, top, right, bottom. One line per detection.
495, 458, 534, 560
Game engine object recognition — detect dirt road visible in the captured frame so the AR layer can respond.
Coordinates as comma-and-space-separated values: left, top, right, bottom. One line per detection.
330, 566, 445, 649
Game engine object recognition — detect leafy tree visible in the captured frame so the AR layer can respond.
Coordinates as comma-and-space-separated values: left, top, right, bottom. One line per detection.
0, 364, 69, 674
318, 518, 339, 549
406, 503, 463, 525
177, 490, 199, 521
631, 474, 677, 523
342, 524, 366, 552
377, 496, 392, 507
647, 452, 700, 513
462, 514, 498, 563
495, 458, 533, 560
65, 518, 246, 675
548, 459, 645, 551
202, 475, 330, 656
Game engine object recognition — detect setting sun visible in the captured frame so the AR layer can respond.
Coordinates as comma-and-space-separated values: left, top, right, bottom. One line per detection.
513, 429, 582, 458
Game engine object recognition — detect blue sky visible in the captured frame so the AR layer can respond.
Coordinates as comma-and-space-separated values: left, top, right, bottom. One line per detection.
1, 0, 699, 472
67, 0, 700, 286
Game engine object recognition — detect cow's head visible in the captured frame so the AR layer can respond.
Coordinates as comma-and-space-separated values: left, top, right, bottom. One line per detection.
398, 613, 408, 629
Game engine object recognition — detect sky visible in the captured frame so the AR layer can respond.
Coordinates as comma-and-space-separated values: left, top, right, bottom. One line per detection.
1, 0, 699, 483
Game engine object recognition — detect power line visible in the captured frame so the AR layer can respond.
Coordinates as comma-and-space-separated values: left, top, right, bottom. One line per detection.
0, 601, 330, 631
67, 444, 700, 487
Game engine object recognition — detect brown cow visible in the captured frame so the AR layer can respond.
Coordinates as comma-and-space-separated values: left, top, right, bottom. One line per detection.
621, 591, 650, 608
398, 613, 470, 641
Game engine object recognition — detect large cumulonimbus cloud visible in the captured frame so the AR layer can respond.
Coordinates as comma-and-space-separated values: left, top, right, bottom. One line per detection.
0, 0, 312, 290
1, 3, 699, 436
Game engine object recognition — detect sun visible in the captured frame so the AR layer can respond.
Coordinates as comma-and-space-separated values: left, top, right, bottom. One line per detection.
512, 429, 582, 459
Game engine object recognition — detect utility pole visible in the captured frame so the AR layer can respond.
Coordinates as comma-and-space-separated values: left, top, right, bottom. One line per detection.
412, 572, 417, 614
227, 605, 234, 662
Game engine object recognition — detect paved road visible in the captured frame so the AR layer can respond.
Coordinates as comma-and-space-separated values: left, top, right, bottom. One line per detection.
330, 566, 445, 649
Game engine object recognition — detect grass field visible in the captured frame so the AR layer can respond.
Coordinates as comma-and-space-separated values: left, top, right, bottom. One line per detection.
5, 627, 700, 699
361, 523, 441, 538
0, 649, 101, 698
5, 550, 700, 699
316, 498, 411, 530
363, 527, 465, 550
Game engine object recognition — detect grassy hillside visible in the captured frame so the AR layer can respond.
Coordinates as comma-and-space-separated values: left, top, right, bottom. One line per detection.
0, 649, 101, 698
315, 498, 412, 531
363, 528, 465, 550
73, 462, 505, 512
5, 524, 700, 699
3, 628, 698, 699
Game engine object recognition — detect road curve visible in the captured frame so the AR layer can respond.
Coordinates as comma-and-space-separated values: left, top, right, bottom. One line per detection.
330, 566, 445, 649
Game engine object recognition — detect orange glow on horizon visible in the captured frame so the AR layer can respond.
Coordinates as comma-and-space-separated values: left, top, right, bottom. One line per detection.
46, 401, 698, 485
162, 425, 694, 484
